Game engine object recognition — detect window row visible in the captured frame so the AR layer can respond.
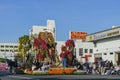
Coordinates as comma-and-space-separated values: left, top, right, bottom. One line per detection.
74, 48, 93, 56
104, 52, 113, 55
0, 49, 18, 52
0, 45, 18, 48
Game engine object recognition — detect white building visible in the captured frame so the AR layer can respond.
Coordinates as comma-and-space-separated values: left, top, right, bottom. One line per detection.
86, 26, 120, 65
29, 20, 56, 40
56, 40, 94, 63
0, 43, 18, 60
74, 40, 94, 63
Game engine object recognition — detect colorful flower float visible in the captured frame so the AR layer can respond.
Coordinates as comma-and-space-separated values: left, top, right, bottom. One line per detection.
23, 31, 86, 75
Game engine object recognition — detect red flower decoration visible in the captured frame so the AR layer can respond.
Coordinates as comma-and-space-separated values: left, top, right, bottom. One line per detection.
36, 53, 43, 60
65, 39, 75, 47
33, 38, 48, 55
67, 52, 73, 59
61, 45, 66, 51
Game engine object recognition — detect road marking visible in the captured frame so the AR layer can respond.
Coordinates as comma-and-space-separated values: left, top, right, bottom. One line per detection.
8, 75, 32, 79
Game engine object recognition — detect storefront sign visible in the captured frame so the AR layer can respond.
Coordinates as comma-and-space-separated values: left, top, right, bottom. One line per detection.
87, 27, 120, 41
107, 31, 119, 37
94, 33, 107, 40
70, 32, 87, 40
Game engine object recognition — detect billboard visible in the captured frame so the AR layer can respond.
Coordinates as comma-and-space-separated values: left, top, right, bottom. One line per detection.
70, 32, 87, 40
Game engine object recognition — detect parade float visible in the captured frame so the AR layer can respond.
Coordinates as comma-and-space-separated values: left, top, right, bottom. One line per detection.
24, 31, 86, 75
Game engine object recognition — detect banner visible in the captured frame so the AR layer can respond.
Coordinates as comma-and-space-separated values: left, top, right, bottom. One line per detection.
70, 32, 87, 40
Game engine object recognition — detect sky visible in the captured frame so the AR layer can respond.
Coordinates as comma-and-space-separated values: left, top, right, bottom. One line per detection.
0, 0, 120, 42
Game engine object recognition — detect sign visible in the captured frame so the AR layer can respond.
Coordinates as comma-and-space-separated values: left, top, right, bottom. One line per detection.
86, 27, 120, 41
94, 33, 107, 40
107, 31, 119, 37
70, 32, 87, 40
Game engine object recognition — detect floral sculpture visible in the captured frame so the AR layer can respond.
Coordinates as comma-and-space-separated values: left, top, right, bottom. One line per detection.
65, 39, 75, 66
33, 32, 58, 64
33, 38, 48, 60
60, 39, 75, 67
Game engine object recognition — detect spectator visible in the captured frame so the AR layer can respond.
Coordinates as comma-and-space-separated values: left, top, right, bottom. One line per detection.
13, 59, 18, 74
8, 59, 14, 74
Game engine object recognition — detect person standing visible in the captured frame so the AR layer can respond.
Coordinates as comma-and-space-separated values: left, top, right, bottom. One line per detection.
60, 46, 67, 68
100, 59, 105, 75
13, 59, 18, 74
8, 59, 13, 74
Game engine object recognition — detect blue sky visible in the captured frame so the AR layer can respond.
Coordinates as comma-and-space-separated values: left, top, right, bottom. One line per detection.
0, 0, 120, 42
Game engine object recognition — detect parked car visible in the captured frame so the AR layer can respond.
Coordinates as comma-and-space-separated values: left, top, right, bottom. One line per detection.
0, 62, 8, 70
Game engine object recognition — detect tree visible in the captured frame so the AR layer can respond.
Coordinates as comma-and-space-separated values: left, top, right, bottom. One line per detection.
18, 35, 31, 62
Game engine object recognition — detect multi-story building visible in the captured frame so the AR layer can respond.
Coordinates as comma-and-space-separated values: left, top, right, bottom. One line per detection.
29, 20, 56, 40
74, 40, 94, 63
86, 26, 120, 65
0, 43, 18, 60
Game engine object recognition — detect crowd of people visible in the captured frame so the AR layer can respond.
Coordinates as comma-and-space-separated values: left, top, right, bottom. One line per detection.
72, 58, 120, 75
6, 57, 120, 76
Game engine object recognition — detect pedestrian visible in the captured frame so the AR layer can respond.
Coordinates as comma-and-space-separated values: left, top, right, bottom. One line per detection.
100, 59, 105, 75
8, 59, 14, 74
13, 59, 18, 74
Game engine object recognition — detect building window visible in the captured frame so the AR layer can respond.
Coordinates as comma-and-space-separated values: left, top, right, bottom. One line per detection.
96, 49, 98, 52
84, 49, 88, 53
104, 53, 107, 55
94, 42, 97, 47
14, 50, 18, 52
5, 45, 9, 48
1, 45, 4, 48
10, 50, 13, 52
5, 49, 9, 52
110, 52, 113, 55
89, 49, 93, 53
79, 48, 83, 56
10, 46, 13, 48
14, 46, 18, 48
1, 49, 4, 52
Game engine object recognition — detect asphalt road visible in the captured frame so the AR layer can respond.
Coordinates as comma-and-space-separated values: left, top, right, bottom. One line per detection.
0, 70, 120, 80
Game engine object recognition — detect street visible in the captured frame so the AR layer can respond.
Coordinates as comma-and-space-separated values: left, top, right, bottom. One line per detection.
1, 74, 120, 80
0, 70, 120, 80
